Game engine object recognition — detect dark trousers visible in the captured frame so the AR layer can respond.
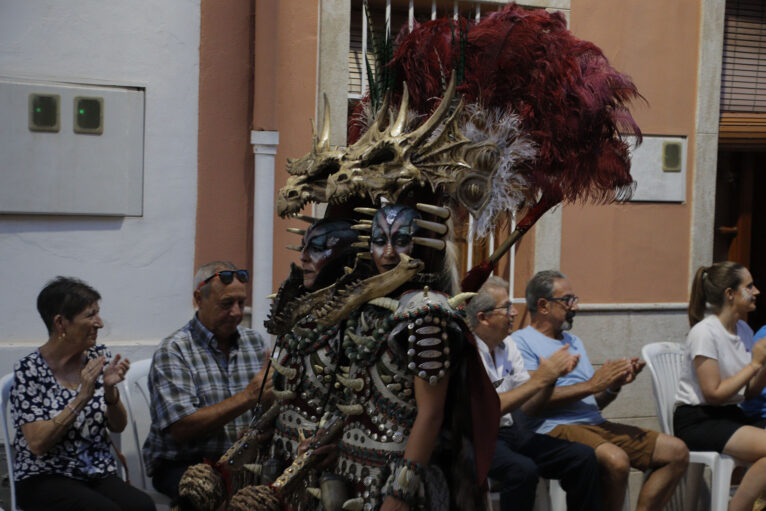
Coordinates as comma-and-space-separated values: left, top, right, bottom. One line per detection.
489, 425, 602, 511
16, 474, 156, 511
151, 458, 198, 503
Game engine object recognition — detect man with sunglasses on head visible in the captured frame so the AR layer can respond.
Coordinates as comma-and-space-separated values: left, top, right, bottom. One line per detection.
466, 276, 601, 511
143, 260, 273, 504
513, 270, 688, 511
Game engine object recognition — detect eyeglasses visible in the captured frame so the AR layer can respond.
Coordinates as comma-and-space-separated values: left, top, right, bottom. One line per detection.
547, 294, 579, 307
486, 302, 514, 316
197, 269, 249, 290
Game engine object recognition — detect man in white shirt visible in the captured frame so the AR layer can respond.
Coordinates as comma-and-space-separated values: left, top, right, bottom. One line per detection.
466, 276, 601, 511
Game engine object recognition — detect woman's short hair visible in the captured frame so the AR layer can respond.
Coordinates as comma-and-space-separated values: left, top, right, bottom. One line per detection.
37, 276, 101, 334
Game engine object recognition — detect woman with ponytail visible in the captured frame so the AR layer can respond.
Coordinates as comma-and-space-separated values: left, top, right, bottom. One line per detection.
674, 262, 766, 511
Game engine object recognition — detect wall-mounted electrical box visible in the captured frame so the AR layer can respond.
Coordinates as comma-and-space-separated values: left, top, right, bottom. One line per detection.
1, 78, 144, 216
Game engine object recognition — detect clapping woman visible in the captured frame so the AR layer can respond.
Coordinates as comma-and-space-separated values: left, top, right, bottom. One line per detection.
674, 262, 766, 511
11, 277, 155, 511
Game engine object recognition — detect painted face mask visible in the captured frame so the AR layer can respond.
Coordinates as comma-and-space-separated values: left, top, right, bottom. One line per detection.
370, 204, 421, 274
300, 219, 357, 290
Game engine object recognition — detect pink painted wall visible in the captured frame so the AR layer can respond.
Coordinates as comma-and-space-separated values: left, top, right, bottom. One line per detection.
195, 0, 255, 285
263, 0, 320, 290
560, 0, 700, 302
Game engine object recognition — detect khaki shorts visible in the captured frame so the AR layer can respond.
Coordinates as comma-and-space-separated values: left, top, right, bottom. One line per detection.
548, 421, 659, 471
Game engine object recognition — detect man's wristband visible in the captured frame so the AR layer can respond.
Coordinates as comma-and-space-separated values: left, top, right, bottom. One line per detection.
605, 386, 621, 396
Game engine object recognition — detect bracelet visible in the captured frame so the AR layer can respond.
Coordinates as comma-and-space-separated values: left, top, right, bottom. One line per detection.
66, 402, 78, 415
105, 387, 120, 406
605, 386, 621, 396
386, 458, 425, 506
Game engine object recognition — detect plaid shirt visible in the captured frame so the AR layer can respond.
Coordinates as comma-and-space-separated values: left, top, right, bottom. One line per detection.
142, 315, 267, 476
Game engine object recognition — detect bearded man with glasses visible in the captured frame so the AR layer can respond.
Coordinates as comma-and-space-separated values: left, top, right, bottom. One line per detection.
466, 276, 601, 511
513, 270, 689, 511
143, 260, 273, 504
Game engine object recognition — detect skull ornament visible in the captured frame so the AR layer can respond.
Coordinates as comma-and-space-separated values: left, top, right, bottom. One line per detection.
276, 94, 343, 216
277, 74, 536, 239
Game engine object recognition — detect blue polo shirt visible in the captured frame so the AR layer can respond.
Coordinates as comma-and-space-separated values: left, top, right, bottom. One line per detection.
512, 325, 604, 434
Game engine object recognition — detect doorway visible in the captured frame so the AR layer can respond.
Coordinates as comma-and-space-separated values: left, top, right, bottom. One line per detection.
714, 151, 766, 330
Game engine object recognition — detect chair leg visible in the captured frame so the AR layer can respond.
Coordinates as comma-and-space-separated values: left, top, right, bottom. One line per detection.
622, 481, 631, 511
548, 478, 566, 511
711, 457, 736, 511
549, 477, 630, 511
533, 479, 551, 511
485, 490, 494, 511
683, 464, 706, 511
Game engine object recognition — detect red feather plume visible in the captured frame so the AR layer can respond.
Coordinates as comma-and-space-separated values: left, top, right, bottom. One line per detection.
379, 3, 642, 205
347, 3, 644, 291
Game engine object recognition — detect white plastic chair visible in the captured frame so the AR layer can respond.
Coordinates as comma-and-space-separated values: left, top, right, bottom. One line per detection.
122, 358, 172, 510
487, 476, 626, 511
1, 373, 21, 511
642, 341, 748, 511
487, 478, 552, 511
549, 478, 629, 511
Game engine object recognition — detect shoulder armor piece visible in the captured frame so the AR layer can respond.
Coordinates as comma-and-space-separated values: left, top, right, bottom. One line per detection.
392, 289, 461, 385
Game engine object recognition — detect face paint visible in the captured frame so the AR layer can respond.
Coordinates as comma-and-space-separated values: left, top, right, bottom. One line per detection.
370, 205, 420, 274
300, 220, 356, 290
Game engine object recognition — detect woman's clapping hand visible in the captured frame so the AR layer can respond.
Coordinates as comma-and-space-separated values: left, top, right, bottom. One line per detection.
79, 356, 106, 398
103, 354, 130, 387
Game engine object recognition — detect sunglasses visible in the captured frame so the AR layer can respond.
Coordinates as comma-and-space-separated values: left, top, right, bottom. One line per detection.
547, 294, 579, 307
197, 269, 249, 290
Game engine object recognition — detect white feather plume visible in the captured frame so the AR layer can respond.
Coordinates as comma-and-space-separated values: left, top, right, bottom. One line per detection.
461, 104, 537, 239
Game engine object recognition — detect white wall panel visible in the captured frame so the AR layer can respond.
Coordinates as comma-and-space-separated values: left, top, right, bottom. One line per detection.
0, 1, 201, 344
0, 79, 144, 216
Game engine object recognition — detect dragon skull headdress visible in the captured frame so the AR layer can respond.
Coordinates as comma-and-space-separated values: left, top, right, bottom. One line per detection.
279, 3, 642, 288
277, 73, 536, 239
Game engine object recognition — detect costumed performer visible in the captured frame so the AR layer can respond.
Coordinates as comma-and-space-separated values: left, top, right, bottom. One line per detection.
328, 201, 484, 511
176, 219, 360, 511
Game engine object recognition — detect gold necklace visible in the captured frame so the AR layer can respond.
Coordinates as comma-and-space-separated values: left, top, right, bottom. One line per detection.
58, 376, 81, 390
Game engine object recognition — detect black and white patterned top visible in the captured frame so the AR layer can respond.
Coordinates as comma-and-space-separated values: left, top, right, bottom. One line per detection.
11, 345, 118, 481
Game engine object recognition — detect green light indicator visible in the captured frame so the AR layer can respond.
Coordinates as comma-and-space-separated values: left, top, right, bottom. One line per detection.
74, 97, 103, 133
30, 94, 59, 131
